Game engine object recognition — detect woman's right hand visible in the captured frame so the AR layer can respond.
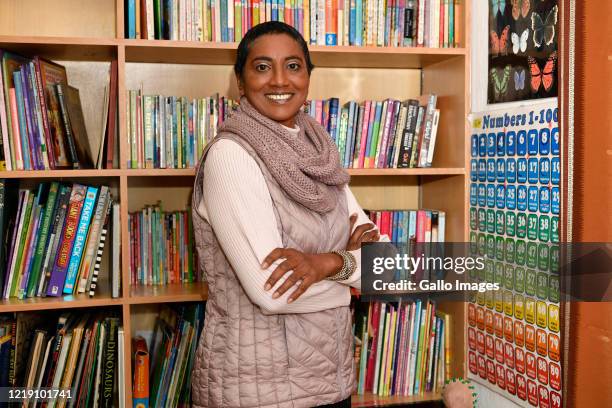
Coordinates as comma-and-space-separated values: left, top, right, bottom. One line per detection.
346, 213, 380, 251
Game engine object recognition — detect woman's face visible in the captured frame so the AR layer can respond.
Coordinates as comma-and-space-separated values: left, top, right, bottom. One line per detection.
238, 33, 310, 128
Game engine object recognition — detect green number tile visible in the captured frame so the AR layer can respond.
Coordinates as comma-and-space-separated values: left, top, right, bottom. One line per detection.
526, 242, 538, 268
506, 212, 516, 237
536, 272, 549, 300
470, 232, 478, 255
503, 290, 514, 316
478, 233, 487, 256
487, 210, 496, 234
478, 209, 486, 232
549, 274, 560, 303
485, 260, 495, 283
496, 237, 505, 261
477, 291, 486, 305
496, 210, 505, 235
525, 269, 537, 296
505, 238, 516, 263
470, 208, 478, 230
514, 267, 526, 293
550, 245, 560, 274
527, 214, 539, 241
538, 215, 550, 242
517, 213, 527, 238
487, 235, 496, 258
504, 264, 515, 290
495, 262, 505, 286
551, 216, 560, 243
515, 239, 527, 265
538, 244, 550, 271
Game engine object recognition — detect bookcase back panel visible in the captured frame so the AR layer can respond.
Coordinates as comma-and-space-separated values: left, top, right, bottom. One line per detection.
127, 178, 193, 213
125, 64, 239, 99
308, 68, 421, 102
349, 178, 419, 211
420, 176, 467, 243
0, 0, 116, 38
422, 57, 467, 169
61, 61, 112, 155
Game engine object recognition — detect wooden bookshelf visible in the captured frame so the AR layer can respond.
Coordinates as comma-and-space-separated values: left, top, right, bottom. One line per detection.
0, 0, 470, 406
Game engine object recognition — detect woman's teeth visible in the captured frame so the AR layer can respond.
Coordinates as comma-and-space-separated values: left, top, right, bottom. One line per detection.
266, 94, 292, 102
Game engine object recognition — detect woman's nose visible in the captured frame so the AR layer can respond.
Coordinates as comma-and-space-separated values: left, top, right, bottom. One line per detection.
270, 67, 289, 87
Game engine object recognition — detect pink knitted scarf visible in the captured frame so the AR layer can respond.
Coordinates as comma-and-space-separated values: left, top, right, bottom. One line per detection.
218, 97, 350, 213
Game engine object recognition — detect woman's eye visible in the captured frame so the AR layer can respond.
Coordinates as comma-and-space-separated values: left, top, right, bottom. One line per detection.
287, 62, 301, 71
255, 64, 270, 72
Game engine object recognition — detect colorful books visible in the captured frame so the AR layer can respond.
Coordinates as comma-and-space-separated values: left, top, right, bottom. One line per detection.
128, 202, 197, 286
0, 181, 115, 299
123, 0, 463, 48
353, 300, 450, 396
0, 52, 117, 171
126, 91, 237, 169
305, 96, 439, 168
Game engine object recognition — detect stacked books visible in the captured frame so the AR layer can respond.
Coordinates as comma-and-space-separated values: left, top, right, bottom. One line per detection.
0, 51, 118, 171
306, 96, 439, 168
353, 300, 451, 396
124, 0, 464, 48
132, 304, 205, 408
0, 180, 120, 299
0, 312, 125, 407
128, 202, 197, 286
126, 91, 237, 169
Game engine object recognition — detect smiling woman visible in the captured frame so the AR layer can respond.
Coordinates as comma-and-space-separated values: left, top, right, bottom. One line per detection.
190, 21, 387, 408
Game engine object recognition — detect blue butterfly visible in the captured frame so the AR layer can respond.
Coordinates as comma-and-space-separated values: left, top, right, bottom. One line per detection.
514, 68, 525, 91
491, 0, 506, 16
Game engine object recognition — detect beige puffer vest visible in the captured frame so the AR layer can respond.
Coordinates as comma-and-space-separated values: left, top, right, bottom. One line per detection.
191, 134, 356, 408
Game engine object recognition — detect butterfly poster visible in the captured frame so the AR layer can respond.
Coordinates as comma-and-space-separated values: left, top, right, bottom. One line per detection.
488, 0, 559, 103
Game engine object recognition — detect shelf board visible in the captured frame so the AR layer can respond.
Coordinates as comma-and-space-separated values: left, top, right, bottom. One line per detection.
0, 35, 117, 61
0, 169, 123, 178
123, 168, 197, 177
123, 168, 464, 177
122, 39, 466, 68
351, 391, 442, 407
129, 282, 208, 305
0, 289, 121, 313
348, 167, 465, 176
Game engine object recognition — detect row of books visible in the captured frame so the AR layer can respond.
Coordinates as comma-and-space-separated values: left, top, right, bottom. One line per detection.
368, 209, 445, 281
353, 300, 451, 396
0, 312, 125, 408
0, 51, 118, 171
306, 96, 439, 168
0, 180, 121, 299
126, 90, 236, 169
124, 0, 464, 48
132, 304, 205, 408
128, 203, 197, 286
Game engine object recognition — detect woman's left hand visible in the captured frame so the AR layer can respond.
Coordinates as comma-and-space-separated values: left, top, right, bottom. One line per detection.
261, 248, 343, 303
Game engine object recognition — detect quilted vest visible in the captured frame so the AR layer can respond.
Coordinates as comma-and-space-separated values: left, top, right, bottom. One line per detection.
191, 133, 356, 408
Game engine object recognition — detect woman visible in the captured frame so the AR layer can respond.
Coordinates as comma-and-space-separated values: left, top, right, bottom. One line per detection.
191, 21, 381, 408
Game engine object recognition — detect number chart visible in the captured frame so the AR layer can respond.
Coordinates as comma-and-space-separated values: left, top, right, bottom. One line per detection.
468, 101, 562, 408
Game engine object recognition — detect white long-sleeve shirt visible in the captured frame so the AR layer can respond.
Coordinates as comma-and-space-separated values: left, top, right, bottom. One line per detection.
196, 127, 384, 314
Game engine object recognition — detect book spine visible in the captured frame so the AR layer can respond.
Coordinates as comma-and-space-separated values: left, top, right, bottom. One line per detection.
133, 337, 150, 407
7, 89, 24, 170
16, 192, 42, 299
28, 63, 50, 170
63, 186, 98, 294
55, 83, 80, 168
409, 105, 424, 168
88, 210, 109, 296
26, 183, 59, 297
46, 184, 87, 297
12, 72, 32, 170
6, 191, 33, 298
20, 66, 42, 170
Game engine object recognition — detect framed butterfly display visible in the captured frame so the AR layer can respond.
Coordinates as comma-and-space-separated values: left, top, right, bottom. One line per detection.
488, 0, 559, 103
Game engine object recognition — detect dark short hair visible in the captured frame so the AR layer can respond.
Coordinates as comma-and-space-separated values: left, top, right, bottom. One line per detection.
234, 22, 315, 78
